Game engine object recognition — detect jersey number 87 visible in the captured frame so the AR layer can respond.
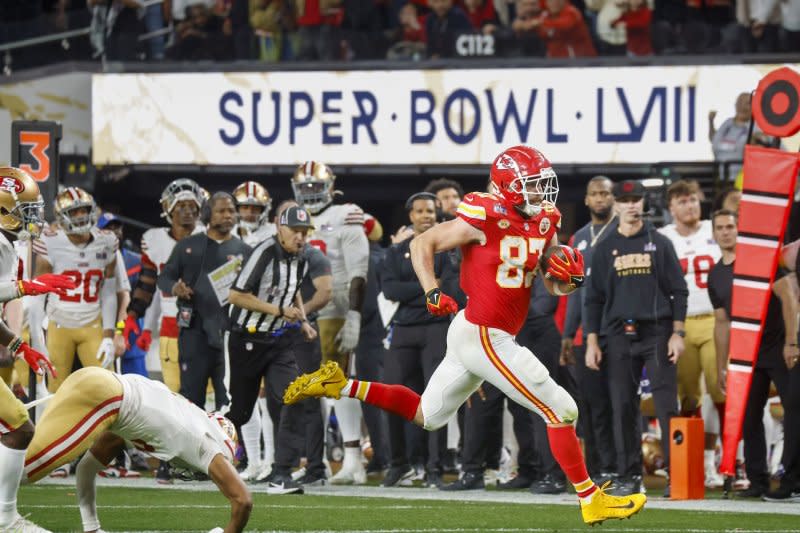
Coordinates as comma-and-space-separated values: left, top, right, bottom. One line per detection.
496, 236, 547, 289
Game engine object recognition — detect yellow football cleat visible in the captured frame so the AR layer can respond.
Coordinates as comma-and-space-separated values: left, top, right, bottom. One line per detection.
580, 482, 646, 526
283, 361, 346, 405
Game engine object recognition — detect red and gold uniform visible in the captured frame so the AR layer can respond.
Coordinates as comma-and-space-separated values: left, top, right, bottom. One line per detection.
418, 192, 575, 430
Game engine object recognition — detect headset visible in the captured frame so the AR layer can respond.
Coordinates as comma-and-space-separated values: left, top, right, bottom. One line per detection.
201, 192, 235, 226
405, 192, 438, 211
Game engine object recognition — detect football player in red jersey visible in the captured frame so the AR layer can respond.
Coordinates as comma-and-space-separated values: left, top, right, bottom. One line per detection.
285, 146, 646, 524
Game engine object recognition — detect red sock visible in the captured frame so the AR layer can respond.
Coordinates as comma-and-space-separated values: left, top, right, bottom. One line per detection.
547, 425, 597, 498
360, 382, 421, 421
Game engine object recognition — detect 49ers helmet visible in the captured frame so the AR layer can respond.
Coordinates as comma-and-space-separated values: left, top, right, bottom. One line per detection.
291, 161, 336, 214
0, 167, 44, 240
232, 181, 271, 232
54, 187, 97, 235
159, 178, 202, 224
490, 145, 558, 216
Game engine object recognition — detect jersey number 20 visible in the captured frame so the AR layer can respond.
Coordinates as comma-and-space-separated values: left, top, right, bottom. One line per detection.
60, 269, 103, 303
496, 236, 546, 289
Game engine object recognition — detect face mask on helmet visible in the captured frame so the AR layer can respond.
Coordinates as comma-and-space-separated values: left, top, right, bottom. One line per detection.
508, 167, 559, 216
0, 168, 45, 240
291, 162, 335, 214
55, 188, 97, 235
233, 181, 271, 232
160, 179, 202, 224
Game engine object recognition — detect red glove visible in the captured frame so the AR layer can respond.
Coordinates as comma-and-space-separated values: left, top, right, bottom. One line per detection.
12, 339, 57, 378
18, 273, 79, 296
545, 246, 585, 287
122, 314, 140, 349
136, 329, 153, 351
425, 288, 459, 316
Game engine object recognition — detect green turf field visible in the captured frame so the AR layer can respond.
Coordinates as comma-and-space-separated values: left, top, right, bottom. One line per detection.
17, 484, 800, 533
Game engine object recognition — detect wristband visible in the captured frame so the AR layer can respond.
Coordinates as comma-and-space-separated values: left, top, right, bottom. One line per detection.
17, 280, 24, 297
673, 330, 686, 338
115, 320, 125, 333
8, 336, 22, 354
786, 343, 798, 347
278, 306, 284, 317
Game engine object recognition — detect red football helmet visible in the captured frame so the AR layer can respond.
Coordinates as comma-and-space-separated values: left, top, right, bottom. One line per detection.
489, 145, 558, 216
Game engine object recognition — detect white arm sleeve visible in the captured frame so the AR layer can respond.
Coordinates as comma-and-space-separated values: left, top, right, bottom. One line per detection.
0, 281, 20, 303
76, 451, 104, 532
340, 223, 369, 281
143, 290, 161, 332
114, 250, 131, 292
101, 277, 118, 330
28, 294, 47, 351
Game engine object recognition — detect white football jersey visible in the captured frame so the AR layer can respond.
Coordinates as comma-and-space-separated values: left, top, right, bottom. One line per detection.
309, 203, 369, 319
0, 232, 19, 283
659, 220, 721, 316
112, 373, 234, 473
140, 226, 202, 324
236, 222, 276, 247
33, 228, 118, 328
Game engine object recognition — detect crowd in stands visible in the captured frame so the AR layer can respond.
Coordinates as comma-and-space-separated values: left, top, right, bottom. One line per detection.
1, 0, 800, 70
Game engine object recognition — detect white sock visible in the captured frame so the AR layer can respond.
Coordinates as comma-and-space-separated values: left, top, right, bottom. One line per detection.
334, 397, 363, 442
0, 445, 25, 526
76, 451, 105, 532
342, 446, 362, 468
260, 398, 274, 467
704, 449, 716, 469
241, 403, 263, 468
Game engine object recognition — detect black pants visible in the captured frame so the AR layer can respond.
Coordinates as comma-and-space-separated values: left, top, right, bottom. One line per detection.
356, 317, 390, 468
289, 325, 326, 476
782, 363, 800, 489
607, 320, 678, 478
225, 330, 303, 473
178, 326, 227, 410
743, 363, 790, 489
573, 343, 617, 475
516, 316, 567, 481
384, 321, 447, 473
461, 382, 537, 476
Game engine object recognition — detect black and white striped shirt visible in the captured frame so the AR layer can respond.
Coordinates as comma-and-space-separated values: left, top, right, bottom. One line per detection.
228, 237, 308, 334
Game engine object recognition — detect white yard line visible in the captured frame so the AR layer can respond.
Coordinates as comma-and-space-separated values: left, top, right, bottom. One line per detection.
33, 477, 800, 516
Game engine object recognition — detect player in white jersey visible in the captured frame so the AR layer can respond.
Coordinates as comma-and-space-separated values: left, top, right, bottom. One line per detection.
658, 179, 724, 488
24, 367, 252, 532
123, 179, 203, 395
291, 161, 370, 484
31, 187, 120, 393
0, 166, 78, 533
233, 180, 276, 246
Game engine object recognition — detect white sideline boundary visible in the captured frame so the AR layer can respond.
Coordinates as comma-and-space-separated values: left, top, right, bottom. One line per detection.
32, 477, 800, 516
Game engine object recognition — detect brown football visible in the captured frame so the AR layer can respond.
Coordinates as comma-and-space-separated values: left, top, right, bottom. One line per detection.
538, 244, 570, 275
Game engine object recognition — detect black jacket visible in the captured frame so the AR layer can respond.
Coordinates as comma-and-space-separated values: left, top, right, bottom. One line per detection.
584, 223, 688, 336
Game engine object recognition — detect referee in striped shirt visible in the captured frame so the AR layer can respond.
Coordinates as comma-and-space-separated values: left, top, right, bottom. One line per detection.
226, 205, 318, 492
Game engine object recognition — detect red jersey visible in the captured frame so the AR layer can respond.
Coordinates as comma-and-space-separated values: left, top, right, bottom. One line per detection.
456, 192, 561, 335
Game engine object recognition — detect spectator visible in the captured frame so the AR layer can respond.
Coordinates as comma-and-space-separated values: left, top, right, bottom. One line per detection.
461, 0, 499, 33
534, 0, 597, 58
340, 0, 386, 60
425, 0, 473, 58
708, 209, 798, 498
734, 0, 781, 53
386, 2, 427, 59
157, 192, 250, 411
712, 186, 742, 213
295, 0, 342, 61
611, 0, 653, 56
710, 93, 779, 184
587, 0, 627, 55
169, 2, 233, 60
506, 0, 546, 56
88, 0, 146, 61
584, 180, 687, 497
250, 0, 297, 61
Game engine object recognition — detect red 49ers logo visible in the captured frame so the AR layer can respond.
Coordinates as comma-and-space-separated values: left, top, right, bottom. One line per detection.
0, 176, 24, 194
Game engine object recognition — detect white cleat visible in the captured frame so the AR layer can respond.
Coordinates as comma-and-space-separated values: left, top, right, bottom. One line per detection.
0, 514, 52, 533
329, 460, 367, 485
705, 466, 724, 488
239, 462, 262, 482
